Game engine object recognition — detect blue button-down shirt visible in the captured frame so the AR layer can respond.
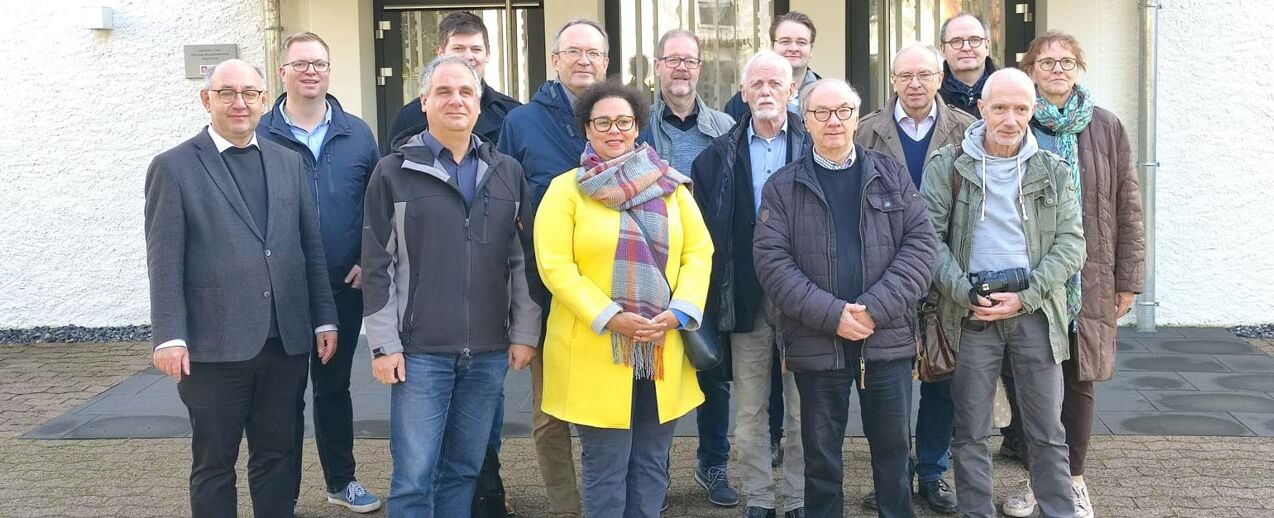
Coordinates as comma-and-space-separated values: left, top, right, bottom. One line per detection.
420, 130, 481, 206
747, 119, 790, 214
280, 100, 333, 160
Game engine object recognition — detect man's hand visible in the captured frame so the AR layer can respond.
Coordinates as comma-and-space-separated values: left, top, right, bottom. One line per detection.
316, 331, 338, 364
1116, 291, 1134, 317
837, 303, 875, 340
153, 347, 190, 382
372, 352, 406, 384
509, 344, 536, 370
607, 312, 662, 340
344, 265, 363, 289
970, 292, 1024, 322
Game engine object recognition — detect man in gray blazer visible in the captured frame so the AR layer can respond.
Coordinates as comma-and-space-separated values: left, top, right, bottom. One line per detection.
144, 59, 339, 518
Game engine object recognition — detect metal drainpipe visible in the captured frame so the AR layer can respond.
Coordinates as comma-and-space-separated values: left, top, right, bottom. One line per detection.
263, 0, 283, 101
1136, 0, 1160, 332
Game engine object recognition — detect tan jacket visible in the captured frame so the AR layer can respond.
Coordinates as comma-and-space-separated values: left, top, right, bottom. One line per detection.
855, 95, 976, 179
1071, 106, 1146, 382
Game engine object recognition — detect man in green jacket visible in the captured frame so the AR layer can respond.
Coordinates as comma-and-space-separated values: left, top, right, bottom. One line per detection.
918, 68, 1084, 518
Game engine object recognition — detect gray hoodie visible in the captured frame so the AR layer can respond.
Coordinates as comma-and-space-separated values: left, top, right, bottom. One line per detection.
961, 119, 1037, 275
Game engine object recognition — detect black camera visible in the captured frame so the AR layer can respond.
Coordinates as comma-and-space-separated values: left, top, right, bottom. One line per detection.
968, 268, 1030, 306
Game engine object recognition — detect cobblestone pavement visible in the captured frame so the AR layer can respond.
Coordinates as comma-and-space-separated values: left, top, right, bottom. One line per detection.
3, 341, 1274, 517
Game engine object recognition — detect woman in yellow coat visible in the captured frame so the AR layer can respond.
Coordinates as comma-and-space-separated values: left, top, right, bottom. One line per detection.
534, 81, 713, 517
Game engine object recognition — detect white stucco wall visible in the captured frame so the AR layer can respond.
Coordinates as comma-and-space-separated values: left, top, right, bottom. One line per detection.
0, 1, 268, 328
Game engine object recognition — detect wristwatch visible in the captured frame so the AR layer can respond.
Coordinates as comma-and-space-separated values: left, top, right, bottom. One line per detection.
371, 347, 387, 359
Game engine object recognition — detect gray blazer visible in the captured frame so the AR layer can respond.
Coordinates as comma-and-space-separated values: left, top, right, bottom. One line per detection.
144, 129, 338, 363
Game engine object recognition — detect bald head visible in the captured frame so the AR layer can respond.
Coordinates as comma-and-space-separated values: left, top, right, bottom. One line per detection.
202, 59, 266, 90
892, 43, 941, 72
981, 68, 1035, 100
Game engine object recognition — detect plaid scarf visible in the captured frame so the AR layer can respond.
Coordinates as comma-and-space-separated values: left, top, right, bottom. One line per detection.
577, 143, 690, 380
1033, 84, 1094, 320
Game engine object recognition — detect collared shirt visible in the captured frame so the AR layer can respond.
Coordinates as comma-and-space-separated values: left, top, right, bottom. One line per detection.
280, 100, 333, 160
662, 101, 700, 132
748, 119, 790, 214
893, 99, 938, 141
420, 130, 481, 206
813, 145, 857, 170
155, 127, 335, 351
208, 126, 260, 152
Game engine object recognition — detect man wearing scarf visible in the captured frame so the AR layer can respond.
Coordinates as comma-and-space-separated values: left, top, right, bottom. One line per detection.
938, 13, 997, 119
999, 31, 1145, 518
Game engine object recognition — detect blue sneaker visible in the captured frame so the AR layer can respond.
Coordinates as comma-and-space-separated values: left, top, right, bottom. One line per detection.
326, 480, 382, 513
694, 465, 740, 507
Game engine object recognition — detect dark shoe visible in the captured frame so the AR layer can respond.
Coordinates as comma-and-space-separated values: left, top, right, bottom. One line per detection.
999, 433, 1030, 465
695, 465, 740, 507
919, 479, 958, 515
861, 490, 877, 511
783, 508, 805, 518
743, 506, 777, 518
770, 439, 783, 468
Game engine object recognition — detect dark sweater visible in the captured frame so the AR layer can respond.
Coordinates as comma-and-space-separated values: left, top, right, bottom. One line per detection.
220, 146, 278, 337
896, 118, 935, 188
813, 156, 865, 307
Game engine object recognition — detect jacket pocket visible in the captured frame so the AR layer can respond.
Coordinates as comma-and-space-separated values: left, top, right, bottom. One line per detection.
866, 193, 906, 213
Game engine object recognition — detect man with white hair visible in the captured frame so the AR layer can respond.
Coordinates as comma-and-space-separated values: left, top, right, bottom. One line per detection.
854, 42, 975, 515
361, 55, 540, 518
689, 49, 808, 518
918, 68, 1084, 518
754, 78, 938, 518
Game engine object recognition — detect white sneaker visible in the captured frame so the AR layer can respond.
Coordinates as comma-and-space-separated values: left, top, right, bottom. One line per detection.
1073, 481, 1094, 518
1001, 479, 1037, 517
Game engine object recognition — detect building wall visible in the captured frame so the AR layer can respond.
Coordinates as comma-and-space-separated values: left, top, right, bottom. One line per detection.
0, 1, 269, 328
791, 0, 847, 80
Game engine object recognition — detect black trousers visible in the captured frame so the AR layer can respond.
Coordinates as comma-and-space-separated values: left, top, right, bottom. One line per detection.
304, 288, 363, 493
794, 356, 915, 518
178, 338, 309, 518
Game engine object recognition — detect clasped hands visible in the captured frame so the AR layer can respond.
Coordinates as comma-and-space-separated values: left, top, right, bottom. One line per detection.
837, 303, 876, 340
606, 310, 678, 342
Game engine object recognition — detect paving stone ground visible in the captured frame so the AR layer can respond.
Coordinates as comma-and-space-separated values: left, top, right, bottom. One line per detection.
3, 340, 1274, 517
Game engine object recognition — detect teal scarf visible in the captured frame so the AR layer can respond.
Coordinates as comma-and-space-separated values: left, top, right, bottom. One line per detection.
1033, 84, 1094, 319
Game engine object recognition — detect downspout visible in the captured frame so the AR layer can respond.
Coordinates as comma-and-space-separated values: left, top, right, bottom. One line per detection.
263, 0, 283, 101
1136, 0, 1160, 332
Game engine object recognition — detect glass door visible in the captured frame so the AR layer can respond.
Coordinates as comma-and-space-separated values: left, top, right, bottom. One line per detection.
374, 0, 546, 149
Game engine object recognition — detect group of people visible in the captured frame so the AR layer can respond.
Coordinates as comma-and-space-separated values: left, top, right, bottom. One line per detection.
144, 8, 1143, 518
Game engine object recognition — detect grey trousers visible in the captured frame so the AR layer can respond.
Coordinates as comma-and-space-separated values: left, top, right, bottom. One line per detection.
575, 380, 676, 518
951, 311, 1075, 518
732, 306, 804, 512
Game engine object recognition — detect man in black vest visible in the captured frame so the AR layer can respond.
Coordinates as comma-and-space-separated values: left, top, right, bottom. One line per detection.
145, 59, 338, 518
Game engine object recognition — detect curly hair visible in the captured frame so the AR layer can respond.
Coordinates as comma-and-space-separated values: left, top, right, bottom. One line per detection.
573, 81, 651, 135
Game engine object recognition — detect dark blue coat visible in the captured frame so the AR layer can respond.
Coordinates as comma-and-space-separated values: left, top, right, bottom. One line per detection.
258, 94, 380, 293
497, 81, 585, 208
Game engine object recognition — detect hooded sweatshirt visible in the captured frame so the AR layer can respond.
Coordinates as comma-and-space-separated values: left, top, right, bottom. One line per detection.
961, 119, 1035, 275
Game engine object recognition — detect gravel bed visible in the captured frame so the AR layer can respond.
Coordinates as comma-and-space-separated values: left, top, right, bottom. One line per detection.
1232, 324, 1274, 339
0, 325, 151, 344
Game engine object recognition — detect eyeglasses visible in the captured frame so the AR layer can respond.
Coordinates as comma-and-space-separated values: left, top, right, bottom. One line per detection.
283, 60, 330, 73
657, 56, 702, 69
588, 116, 636, 132
554, 48, 606, 62
942, 36, 986, 49
208, 88, 265, 104
806, 107, 855, 122
1035, 57, 1079, 71
774, 37, 811, 48
892, 71, 939, 84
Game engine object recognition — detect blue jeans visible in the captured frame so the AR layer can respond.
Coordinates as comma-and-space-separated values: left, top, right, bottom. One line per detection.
576, 380, 677, 518
914, 378, 953, 483
695, 371, 731, 469
387, 350, 508, 518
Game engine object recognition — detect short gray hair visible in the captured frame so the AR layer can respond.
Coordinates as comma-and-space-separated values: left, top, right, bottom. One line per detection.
418, 55, 484, 97
891, 42, 942, 72
740, 50, 792, 86
799, 78, 861, 115
980, 68, 1034, 99
202, 61, 266, 90
552, 17, 608, 53
656, 29, 699, 58
939, 13, 990, 41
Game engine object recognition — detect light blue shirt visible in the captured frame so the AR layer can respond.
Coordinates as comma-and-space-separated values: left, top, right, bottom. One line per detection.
748, 119, 790, 214
280, 100, 333, 160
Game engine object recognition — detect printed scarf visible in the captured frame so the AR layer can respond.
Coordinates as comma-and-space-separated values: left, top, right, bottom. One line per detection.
1034, 84, 1094, 319
576, 143, 691, 380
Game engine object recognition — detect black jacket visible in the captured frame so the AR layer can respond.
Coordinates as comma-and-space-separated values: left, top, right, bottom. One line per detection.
753, 148, 937, 370
689, 111, 808, 335
361, 133, 541, 356
385, 82, 521, 152
938, 58, 996, 119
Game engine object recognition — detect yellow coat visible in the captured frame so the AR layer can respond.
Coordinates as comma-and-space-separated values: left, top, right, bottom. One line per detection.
534, 171, 714, 429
